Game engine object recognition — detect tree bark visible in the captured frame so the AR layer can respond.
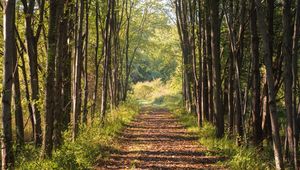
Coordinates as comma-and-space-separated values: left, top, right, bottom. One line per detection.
73, 0, 84, 139
292, 0, 300, 168
210, 0, 224, 138
13, 40, 25, 147
82, 0, 89, 125
250, 0, 263, 146
2, 0, 16, 168
54, 0, 68, 148
282, 0, 296, 166
42, 0, 64, 158
101, 0, 113, 120
91, 0, 100, 120
255, 0, 284, 168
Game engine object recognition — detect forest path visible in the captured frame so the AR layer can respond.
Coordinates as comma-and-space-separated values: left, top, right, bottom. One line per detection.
95, 107, 225, 169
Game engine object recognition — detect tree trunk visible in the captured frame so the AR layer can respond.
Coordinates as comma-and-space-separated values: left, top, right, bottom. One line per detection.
73, 0, 84, 139
101, 0, 113, 120
19, 47, 35, 140
54, 1, 68, 148
123, 0, 133, 101
42, 0, 64, 158
91, 0, 100, 120
13, 41, 25, 147
205, 0, 212, 121
282, 0, 295, 166
2, 0, 16, 168
62, 0, 74, 130
210, 0, 224, 138
250, 0, 263, 146
82, 0, 89, 125
21, 0, 44, 146
255, 0, 284, 168
292, 0, 300, 168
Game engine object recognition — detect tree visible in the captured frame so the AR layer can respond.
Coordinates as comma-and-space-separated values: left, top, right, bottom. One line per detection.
82, 0, 89, 125
2, 0, 16, 168
210, 0, 224, 138
20, 0, 45, 146
255, 0, 284, 168
282, 0, 297, 167
42, 0, 65, 158
250, 0, 263, 146
101, 0, 113, 120
13, 34, 25, 147
73, 0, 85, 140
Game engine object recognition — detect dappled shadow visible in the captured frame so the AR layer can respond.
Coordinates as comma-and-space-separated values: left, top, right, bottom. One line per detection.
94, 108, 226, 169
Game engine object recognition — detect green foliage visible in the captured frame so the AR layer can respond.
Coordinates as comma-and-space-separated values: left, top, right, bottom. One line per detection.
15, 101, 139, 170
128, 1, 181, 83
172, 108, 275, 170
131, 78, 182, 106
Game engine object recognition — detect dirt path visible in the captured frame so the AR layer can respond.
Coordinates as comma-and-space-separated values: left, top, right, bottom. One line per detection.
95, 107, 225, 169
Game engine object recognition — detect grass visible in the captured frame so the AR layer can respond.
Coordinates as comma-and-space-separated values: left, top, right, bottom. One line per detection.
15, 100, 140, 170
171, 107, 275, 170
132, 78, 182, 107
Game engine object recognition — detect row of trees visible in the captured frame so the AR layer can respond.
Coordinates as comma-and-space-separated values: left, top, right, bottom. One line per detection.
175, 0, 300, 169
1, 0, 151, 169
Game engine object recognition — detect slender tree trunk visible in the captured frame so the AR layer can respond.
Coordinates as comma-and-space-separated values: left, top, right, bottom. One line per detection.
255, 0, 284, 168
2, 0, 16, 168
101, 0, 113, 120
73, 0, 84, 139
250, 0, 263, 146
62, 0, 74, 130
91, 0, 100, 120
19, 48, 35, 140
292, 0, 300, 168
53, 1, 68, 148
82, 0, 89, 125
123, 0, 133, 101
210, 0, 224, 138
205, 0, 213, 121
228, 50, 234, 136
202, 24, 209, 121
13, 42, 25, 147
282, 0, 295, 166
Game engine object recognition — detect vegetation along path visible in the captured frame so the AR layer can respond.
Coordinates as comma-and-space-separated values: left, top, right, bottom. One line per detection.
95, 107, 225, 169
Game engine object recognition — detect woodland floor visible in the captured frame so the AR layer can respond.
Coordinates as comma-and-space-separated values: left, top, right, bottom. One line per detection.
95, 107, 226, 170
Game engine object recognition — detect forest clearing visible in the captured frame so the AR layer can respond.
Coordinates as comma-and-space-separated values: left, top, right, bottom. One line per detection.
2, 0, 300, 169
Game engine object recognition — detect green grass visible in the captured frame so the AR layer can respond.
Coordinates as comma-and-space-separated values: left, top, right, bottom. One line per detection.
15, 100, 140, 170
171, 107, 275, 170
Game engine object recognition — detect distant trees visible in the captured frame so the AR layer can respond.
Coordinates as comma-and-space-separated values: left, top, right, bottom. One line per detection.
175, 0, 300, 169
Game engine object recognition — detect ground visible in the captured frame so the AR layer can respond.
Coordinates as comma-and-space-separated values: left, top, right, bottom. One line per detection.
95, 107, 225, 169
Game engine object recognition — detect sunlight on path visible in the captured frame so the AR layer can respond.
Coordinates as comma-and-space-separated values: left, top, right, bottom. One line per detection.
95, 107, 225, 169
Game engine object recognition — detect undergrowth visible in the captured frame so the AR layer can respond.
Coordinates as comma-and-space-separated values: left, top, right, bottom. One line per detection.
172, 107, 275, 170
15, 100, 139, 170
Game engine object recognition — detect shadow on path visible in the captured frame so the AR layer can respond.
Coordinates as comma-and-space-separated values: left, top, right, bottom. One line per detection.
94, 107, 226, 169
